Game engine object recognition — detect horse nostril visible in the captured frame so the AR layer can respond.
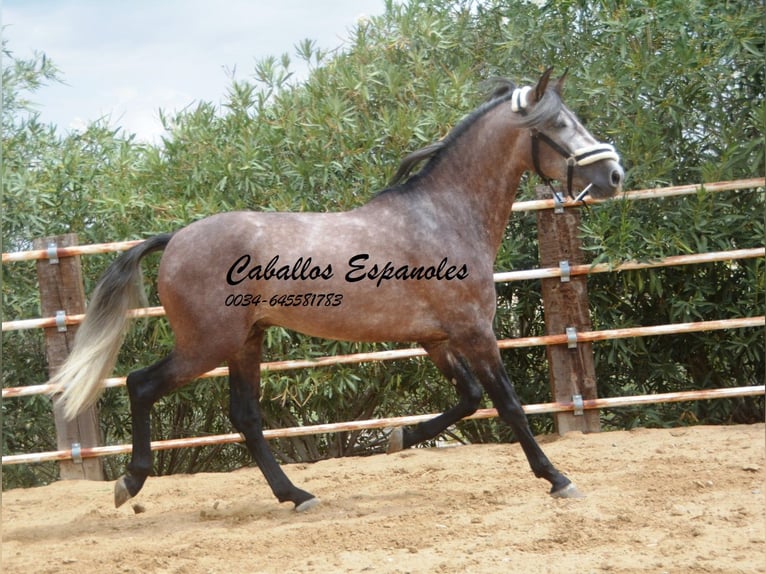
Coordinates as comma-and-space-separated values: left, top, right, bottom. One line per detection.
610, 169, 623, 188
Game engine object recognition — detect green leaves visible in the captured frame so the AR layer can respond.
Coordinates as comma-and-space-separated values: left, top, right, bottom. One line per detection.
3, 0, 763, 488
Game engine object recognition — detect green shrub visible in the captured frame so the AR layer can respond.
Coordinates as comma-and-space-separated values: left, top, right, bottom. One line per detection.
3, 0, 763, 489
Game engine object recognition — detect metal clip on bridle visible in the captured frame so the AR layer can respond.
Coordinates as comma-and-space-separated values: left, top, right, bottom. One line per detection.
531, 130, 619, 203
511, 86, 620, 205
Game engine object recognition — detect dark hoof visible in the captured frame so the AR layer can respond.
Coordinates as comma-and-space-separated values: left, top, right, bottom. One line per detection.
114, 472, 146, 508
114, 476, 134, 508
550, 482, 585, 499
294, 497, 320, 512
386, 427, 404, 454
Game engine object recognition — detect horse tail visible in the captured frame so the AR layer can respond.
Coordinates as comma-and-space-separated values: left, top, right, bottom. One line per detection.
52, 233, 174, 420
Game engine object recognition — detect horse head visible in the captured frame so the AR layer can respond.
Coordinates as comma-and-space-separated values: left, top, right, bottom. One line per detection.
514, 68, 624, 200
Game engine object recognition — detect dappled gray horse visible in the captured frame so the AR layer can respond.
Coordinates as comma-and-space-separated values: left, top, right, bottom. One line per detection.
53, 69, 623, 511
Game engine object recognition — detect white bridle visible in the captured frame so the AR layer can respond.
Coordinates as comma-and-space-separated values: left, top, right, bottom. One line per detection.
511, 86, 620, 200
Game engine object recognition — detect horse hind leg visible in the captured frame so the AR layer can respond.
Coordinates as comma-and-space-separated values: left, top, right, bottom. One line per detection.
115, 351, 212, 508
228, 328, 318, 512
387, 342, 483, 453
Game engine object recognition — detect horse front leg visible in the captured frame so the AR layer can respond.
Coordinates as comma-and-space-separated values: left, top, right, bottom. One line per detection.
463, 333, 582, 498
228, 330, 318, 511
388, 341, 483, 452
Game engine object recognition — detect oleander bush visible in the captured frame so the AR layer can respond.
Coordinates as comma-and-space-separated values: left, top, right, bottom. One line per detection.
3, 0, 763, 489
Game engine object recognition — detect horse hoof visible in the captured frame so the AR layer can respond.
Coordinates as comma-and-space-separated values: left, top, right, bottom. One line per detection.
550, 482, 585, 499
294, 497, 320, 512
114, 476, 134, 508
386, 427, 404, 454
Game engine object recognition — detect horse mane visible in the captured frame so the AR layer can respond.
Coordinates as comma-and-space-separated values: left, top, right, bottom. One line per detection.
384, 77, 562, 190
387, 142, 446, 187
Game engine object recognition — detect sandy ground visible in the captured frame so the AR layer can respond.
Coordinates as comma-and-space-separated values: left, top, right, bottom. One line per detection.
3, 424, 764, 574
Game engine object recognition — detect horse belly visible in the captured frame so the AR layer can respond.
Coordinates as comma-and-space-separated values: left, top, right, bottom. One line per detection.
263, 294, 442, 343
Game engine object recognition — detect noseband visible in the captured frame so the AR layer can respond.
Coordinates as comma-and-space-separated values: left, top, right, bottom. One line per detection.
512, 86, 619, 201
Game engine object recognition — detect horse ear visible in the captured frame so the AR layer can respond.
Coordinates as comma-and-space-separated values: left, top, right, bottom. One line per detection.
554, 68, 569, 95
534, 67, 554, 102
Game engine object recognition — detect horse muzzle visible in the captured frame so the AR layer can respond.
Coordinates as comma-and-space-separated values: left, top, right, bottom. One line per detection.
576, 158, 624, 200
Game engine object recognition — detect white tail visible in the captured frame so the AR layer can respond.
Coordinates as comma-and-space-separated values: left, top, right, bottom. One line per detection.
50, 234, 173, 419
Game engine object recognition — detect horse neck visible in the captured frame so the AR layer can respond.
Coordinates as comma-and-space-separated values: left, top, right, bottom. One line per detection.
415, 109, 528, 254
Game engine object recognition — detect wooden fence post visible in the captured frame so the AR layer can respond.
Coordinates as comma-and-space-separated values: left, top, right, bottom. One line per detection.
535, 187, 601, 435
34, 234, 104, 480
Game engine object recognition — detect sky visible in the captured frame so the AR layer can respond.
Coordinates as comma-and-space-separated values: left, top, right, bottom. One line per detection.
3, 0, 386, 142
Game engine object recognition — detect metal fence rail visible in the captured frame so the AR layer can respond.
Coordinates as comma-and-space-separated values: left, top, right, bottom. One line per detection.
2, 178, 763, 468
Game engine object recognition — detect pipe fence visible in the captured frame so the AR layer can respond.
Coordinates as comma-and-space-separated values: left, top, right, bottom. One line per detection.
2, 178, 764, 469
3, 385, 762, 466
3, 178, 762, 265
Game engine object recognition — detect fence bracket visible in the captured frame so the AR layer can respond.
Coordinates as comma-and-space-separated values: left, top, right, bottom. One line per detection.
566, 326, 578, 348
47, 242, 59, 264
55, 310, 67, 332
559, 260, 571, 282
71, 442, 83, 464
572, 394, 584, 416
553, 191, 565, 214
